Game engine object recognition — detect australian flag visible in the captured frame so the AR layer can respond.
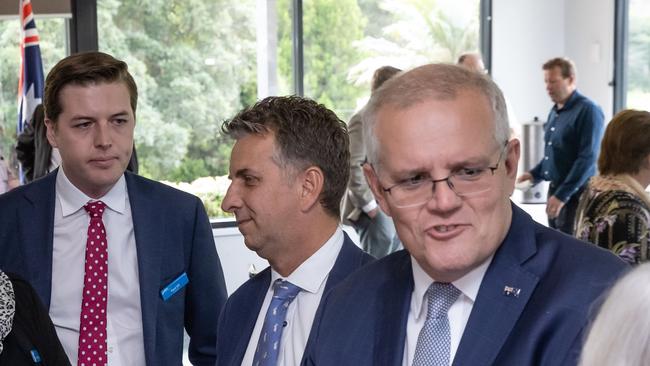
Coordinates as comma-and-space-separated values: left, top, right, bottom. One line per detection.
17, 0, 44, 135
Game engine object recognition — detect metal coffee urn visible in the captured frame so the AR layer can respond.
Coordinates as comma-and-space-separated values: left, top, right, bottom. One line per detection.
520, 117, 548, 203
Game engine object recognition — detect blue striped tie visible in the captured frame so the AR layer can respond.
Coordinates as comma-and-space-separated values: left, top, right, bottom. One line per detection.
412, 282, 461, 366
252, 279, 302, 366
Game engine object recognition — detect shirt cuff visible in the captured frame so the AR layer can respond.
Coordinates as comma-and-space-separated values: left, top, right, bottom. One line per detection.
362, 200, 378, 213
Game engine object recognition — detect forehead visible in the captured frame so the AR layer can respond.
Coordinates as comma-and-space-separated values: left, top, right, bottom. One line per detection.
58, 82, 132, 115
229, 132, 280, 171
374, 90, 496, 171
544, 67, 565, 79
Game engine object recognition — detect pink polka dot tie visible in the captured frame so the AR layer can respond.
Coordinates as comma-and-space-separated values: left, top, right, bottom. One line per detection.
78, 201, 108, 366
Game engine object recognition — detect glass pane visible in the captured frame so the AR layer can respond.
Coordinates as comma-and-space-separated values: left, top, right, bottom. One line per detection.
0, 17, 67, 182
98, 0, 260, 219
297, 0, 481, 121
627, 0, 650, 110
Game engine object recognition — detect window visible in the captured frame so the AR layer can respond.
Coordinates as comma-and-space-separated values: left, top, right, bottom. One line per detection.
626, 0, 650, 110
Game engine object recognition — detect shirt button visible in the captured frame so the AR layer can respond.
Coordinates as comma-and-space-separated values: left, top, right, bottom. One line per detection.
544, 156, 549, 160
544, 171, 549, 175
548, 141, 553, 146
551, 127, 555, 131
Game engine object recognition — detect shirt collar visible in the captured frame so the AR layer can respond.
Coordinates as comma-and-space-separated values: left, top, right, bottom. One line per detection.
270, 227, 344, 294
56, 167, 128, 217
410, 254, 494, 321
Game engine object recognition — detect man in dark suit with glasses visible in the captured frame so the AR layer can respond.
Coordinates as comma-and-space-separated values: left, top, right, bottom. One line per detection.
303, 63, 626, 366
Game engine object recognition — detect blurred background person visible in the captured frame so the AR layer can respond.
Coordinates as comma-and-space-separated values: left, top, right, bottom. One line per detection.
575, 109, 650, 264
0, 138, 19, 194
579, 263, 650, 366
342, 65, 402, 258
15, 104, 61, 183
517, 57, 604, 235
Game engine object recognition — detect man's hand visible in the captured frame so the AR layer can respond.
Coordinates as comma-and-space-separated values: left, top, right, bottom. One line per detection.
546, 195, 565, 219
517, 172, 533, 183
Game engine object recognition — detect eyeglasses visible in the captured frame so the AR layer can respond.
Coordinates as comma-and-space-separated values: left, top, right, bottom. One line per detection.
375, 142, 509, 208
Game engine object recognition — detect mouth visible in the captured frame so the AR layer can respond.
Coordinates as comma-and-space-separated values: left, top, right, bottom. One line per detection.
89, 157, 118, 168
425, 224, 467, 240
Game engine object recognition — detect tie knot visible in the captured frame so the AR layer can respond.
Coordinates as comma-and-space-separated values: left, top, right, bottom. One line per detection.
272, 279, 301, 301
425, 282, 461, 320
84, 200, 106, 219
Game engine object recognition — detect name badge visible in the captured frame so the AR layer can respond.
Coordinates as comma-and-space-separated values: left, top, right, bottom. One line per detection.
160, 272, 189, 301
30, 349, 42, 363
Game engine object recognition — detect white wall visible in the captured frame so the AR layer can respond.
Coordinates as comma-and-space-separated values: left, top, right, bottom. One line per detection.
492, 0, 614, 124
564, 0, 614, 121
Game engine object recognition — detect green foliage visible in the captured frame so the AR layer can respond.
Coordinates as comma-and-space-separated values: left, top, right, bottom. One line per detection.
98, 0, 257, 181
277, 0, 366, 121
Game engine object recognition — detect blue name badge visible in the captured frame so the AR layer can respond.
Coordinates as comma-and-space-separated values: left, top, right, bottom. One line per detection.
160, 272, 189, 301
30, 349, 42, 363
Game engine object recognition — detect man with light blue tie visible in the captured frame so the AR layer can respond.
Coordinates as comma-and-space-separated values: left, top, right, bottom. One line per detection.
215, 96, 374, 365
303, 64, 626, 365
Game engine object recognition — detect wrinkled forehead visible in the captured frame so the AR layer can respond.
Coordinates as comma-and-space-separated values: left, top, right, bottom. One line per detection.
373, 95, 498, 171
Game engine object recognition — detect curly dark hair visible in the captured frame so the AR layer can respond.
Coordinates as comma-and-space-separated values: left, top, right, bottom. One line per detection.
222, 96, 350, 218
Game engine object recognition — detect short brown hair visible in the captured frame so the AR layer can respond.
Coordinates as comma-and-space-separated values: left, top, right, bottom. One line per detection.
371, 66, 401, 92
222, 96, 350, 218
363, 63, 509, 166
598, 109, 650, 175
44, 52, 138, 121
543, 57, 576, 79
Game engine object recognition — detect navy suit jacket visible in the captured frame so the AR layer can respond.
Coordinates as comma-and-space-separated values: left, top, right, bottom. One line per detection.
304, 204, 627, 366
0, 170, 228, 366
215, 233, 373, 366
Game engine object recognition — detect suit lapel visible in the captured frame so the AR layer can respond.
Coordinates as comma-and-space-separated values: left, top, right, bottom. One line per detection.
125, 173, 163, 365
453, 205, 540, 366
375, 251, 413, 366
21, 172, 57, 307
229, 269, 272, 366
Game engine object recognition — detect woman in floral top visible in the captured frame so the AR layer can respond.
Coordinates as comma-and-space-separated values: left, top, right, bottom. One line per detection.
575, 109, 650, 264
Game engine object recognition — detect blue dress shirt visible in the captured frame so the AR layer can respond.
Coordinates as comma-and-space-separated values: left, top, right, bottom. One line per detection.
530, 90, 604, 202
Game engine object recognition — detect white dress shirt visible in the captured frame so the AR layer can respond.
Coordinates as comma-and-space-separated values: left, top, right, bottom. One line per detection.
402, 255, 493, 366
49, 168, 145, 366
241, 228, 345, 366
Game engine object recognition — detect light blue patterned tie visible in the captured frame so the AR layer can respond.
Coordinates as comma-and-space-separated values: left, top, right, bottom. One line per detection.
412, 282, 461, 366
253, 279, 302, 366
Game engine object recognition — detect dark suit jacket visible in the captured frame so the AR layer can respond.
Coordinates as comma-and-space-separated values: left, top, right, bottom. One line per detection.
0, 170, 228, 366
215, 233, 374, 366
303, 204, 628, 366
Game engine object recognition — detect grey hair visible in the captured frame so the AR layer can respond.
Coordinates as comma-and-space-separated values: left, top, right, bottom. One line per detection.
362, 63, 510, 166
579, 264, 650, 366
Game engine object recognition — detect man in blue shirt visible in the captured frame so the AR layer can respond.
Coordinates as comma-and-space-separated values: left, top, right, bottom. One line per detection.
517, 57, 604, 234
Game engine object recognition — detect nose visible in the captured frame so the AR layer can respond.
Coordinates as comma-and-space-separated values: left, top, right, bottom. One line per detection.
426, 179, 462, 213
221, 182, 240, 213
94, 121, 112, 149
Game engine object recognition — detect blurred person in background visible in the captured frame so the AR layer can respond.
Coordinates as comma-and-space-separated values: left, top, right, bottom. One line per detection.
517, 57, 604, 235
575, 109, 650, 264
342, 65, 402, 258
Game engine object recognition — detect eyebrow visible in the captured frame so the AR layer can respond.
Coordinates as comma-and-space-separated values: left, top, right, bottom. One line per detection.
229, 168, 260, 180
68, 110, 131, 121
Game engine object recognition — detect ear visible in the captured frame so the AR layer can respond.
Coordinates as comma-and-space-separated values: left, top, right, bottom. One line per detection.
504, 138, 521, 180
362, 163, 393, 217
44, 118, 59, 148
298, 166, 325, 212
